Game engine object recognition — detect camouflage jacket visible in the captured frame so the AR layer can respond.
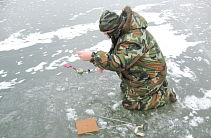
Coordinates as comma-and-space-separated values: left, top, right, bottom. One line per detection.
90, 7, 167, 96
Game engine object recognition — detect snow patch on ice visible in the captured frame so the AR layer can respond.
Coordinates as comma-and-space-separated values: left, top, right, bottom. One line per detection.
66, 108, 77, 121
84, 40, 111, 52
0, 22, 99, 51
183, 90, 211, 110
167, 61, 197, 81
189, 116, 204, 127
26, 62, 47, 73
107, 92, 116, 96
0, 7, 199, 63
52, 50, 63, 57
133, 4, 158, 13
85, 109, 95, 115
185, 135, 194, 138
0, 70, 7, 78
116, 127, 128, 137
148, 24, 199, 58
112, 101, 122, 110
0, 79, 25, 90
183, 116, 189, 121
180, 4, 193, 7
203, 58, 210, 65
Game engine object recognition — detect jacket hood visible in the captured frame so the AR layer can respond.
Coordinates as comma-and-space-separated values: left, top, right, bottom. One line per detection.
120, 6, 148, 34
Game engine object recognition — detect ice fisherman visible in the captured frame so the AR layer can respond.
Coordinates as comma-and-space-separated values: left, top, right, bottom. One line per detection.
77, 6, 177, 110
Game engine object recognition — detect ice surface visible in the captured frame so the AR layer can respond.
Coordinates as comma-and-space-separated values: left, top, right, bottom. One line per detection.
184, 90, 211, 110
66, 108, 77, 121
85, 109, 95, 115
0, 79, 25, 90
0, 0, 210, 137
25, 62, 47, 73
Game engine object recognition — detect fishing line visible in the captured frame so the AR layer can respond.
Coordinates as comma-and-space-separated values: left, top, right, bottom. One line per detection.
97, 116, 148, 136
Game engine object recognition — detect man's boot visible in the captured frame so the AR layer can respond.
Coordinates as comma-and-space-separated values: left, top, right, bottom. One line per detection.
169, 88, 177, 102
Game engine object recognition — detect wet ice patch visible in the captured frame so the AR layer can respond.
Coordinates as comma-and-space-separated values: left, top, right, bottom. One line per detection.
183, 90, 211, 110
66, 108, 77, 121
0, 111, 19, 123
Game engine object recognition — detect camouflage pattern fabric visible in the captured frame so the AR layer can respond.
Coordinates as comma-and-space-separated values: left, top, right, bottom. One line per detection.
99, 10, 120, 32
90, 7, 172, 110
120, 79, 170, 110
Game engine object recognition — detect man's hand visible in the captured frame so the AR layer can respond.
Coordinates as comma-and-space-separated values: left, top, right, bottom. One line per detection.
97, 67, 104, 73
77, 51, 92, 61
77, 51, 104, 73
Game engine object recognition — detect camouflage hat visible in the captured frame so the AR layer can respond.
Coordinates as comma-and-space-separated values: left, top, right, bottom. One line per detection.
99, 10, 120, 32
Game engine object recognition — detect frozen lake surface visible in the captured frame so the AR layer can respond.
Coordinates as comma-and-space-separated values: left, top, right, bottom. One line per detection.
0, 0, 211, 137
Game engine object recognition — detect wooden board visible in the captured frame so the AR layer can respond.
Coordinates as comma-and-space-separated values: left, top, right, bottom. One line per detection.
75, 118, 99, 134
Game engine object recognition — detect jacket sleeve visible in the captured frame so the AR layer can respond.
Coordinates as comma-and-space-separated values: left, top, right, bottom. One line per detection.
90, 43, 145, 72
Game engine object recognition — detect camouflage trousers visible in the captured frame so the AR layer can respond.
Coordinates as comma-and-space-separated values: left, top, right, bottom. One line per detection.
120, 79, 170, 111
